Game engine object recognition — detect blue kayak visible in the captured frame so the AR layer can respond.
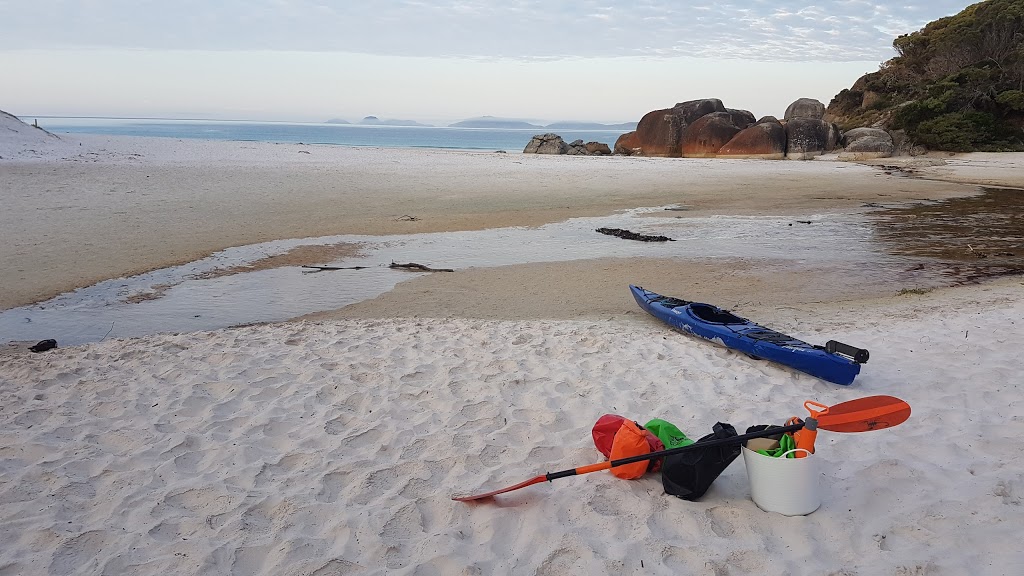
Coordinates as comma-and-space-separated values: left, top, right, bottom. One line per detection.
630, 285, 867, 386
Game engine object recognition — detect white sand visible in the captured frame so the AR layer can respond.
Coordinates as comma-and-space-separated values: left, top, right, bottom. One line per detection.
2, 119, 1024, 574
1, 277, 1021, 575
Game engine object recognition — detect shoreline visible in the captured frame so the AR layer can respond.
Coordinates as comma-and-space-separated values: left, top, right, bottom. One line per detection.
2, 134, 1019, 314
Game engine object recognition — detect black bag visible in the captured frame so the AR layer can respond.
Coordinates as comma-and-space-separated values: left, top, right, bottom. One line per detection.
661, 422, 741, 501
29, 339, 57, 353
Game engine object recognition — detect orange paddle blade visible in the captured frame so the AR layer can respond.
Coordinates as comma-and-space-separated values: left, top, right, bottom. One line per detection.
452, 475, 547, 502
817, 395, 911, 432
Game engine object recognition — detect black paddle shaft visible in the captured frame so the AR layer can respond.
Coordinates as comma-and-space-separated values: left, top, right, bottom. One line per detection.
826, 340, 870, 364
545, 421, 806, 481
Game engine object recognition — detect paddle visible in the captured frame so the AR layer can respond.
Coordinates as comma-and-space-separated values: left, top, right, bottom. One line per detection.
452, 395, 910, 502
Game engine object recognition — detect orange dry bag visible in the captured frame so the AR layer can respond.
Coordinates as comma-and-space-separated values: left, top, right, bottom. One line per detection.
609, 420, 652, 479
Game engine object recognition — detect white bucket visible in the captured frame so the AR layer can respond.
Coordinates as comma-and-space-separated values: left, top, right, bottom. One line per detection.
741, 447, 821, 516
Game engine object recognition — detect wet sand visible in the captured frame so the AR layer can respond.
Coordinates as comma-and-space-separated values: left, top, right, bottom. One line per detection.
0, 135, 1008, 313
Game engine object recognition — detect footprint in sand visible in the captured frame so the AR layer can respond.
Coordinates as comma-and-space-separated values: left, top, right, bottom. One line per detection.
704, 505, 755, 538
12, 408, 50, 428
316, 470, 352, 503
48, 530, 110, 575
310, 559, 364, 576
535, 547, 585, 576
173, 451, 206, 474
254, 453, 319, 487
379, 502, 425, 541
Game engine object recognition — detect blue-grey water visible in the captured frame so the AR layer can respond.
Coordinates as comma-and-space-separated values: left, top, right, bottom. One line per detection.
31, 117, 629, 152
0, 207, 929, 346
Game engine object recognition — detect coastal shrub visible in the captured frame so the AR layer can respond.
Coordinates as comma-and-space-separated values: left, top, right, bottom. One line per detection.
996, 90, 1024, 110
913, 112, 995, 151
865, 95, 892, 111
891, 101, 932, 130
827, 0, 1024, 150
912, 111, 1024, 152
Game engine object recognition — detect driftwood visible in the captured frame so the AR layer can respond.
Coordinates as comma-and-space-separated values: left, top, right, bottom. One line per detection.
595, 228, 674, 242
389, 261, 454, 272
302, 262, 454, 273
301, 265, 370, 272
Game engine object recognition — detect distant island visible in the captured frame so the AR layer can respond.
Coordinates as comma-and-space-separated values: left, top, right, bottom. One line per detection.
448, 116, 638, 130
325, 116, 433, 127
544, 121, 639, 131
324, 115, 638, 131
448, 117, 544, 129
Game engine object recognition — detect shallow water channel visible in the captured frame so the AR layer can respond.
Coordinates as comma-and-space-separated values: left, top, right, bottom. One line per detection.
1, 189, 1021, 346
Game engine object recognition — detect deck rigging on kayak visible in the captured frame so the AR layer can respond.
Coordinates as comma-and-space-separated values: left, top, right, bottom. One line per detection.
631, 285, 869, 385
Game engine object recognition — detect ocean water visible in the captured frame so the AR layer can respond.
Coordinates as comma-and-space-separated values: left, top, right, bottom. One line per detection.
32, 117, 630, 152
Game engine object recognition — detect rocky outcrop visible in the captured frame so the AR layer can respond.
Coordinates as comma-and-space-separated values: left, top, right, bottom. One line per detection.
784, 98, 826, 120
632, 108, 687, 157
726, 108, 756, 130
624, 99, 732, 157
523, 135, 611, 155
827, 123, 842, 152
841, 127, 891, 148
838, 127, 895, 160
717, 120, 787, 159
613, 131, 641, 155
523, 133, 569, 154
674, 99, 728, 123
568, 95, 922, 160
785, 118, 831, 160
566, 139, 612, 155
680, 112, 741, 157
613, 98, 849, 159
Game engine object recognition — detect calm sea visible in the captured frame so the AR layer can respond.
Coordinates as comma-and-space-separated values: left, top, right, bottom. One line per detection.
32, 117, 631, 152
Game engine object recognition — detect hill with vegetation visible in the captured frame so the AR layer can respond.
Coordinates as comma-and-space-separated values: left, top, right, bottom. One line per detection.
826, 0, 1024, 151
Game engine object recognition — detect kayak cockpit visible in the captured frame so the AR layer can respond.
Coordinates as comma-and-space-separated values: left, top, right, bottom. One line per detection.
688, 303, 747, 325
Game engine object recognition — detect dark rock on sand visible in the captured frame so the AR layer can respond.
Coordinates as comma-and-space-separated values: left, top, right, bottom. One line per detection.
784, 98, 826, 120
726, 108, 757, 130
718, 120, 787, 159
785, 118, 831, 160
523, 133, 569, 154
614, 131, 642, 155
632, 107, 688, 157
680, 112, 741, 157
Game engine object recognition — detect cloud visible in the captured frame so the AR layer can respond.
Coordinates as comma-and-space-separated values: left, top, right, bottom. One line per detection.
0, 1, 972, 62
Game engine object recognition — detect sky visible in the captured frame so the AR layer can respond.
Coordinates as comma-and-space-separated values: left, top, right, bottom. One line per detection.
0, 1, 974, 125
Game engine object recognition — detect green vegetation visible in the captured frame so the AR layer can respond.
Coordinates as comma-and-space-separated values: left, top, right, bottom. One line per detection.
827, 0, 1024, 151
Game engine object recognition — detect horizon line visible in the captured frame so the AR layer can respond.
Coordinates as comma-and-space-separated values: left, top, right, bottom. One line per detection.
20, 114, 640, 128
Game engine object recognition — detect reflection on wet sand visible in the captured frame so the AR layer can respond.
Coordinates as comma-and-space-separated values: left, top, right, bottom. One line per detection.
871, 187, 1024, 284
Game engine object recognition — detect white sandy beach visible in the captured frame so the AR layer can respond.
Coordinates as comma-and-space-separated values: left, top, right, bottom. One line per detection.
1, 277, 1022, 575
2, 125, 1024, 575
